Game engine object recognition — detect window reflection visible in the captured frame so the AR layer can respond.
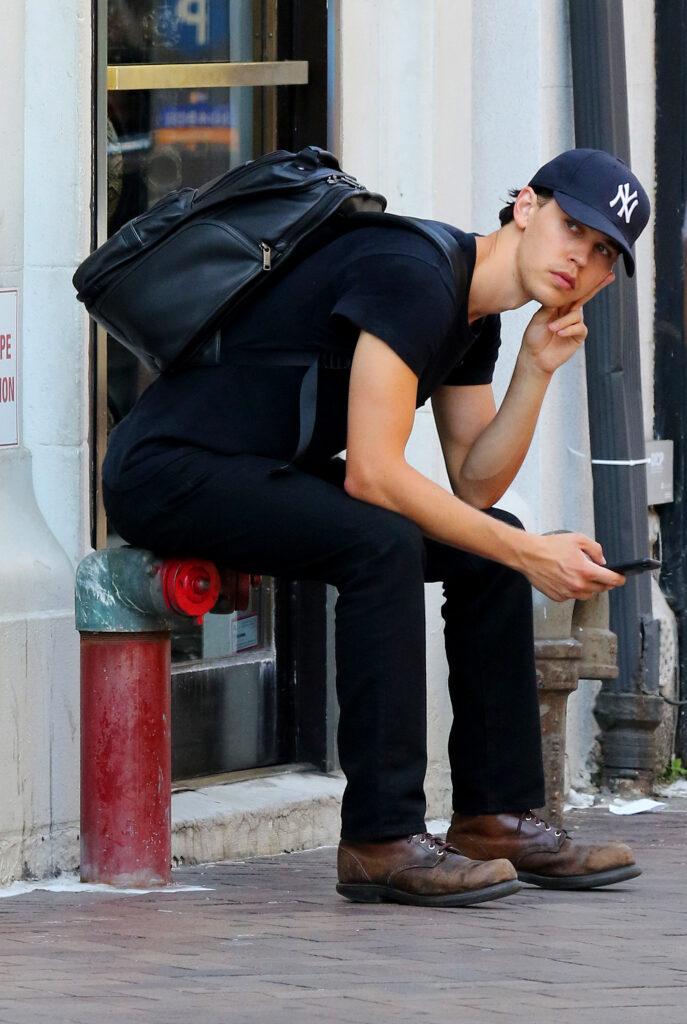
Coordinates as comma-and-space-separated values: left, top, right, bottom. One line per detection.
107, 85, 253, 235
108, 0, 254, 65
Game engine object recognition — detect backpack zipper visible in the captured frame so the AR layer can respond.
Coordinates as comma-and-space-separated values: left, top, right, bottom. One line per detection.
193, 149, 290, 206
326, 173, 363, 187
260, 243, 272, 270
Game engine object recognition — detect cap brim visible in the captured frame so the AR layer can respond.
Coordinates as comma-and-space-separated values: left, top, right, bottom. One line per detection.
552, 191, 635, 276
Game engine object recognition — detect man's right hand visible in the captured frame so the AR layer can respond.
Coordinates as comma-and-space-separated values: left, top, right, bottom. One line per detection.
516, 532, 626, 602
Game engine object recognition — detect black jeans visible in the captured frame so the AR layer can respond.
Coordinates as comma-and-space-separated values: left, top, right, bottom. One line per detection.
104, 450, 545, 841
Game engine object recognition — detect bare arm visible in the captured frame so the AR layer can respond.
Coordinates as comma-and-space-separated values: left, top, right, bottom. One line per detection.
344, 331, 624, 601
432, 268, 618, 509
431, 351, 550, 509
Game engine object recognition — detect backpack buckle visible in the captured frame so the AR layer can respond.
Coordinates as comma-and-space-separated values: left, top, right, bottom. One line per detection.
321, 352, 351, 371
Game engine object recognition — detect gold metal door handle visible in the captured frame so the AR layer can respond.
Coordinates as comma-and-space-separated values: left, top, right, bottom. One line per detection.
107, 60, 309, 91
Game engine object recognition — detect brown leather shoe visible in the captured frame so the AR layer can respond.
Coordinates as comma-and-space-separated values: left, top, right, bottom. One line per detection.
336, 831, 521, 907
446, 811, 642, 890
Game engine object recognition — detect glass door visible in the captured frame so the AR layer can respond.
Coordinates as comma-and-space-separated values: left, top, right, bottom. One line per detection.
93, 0, 326, 782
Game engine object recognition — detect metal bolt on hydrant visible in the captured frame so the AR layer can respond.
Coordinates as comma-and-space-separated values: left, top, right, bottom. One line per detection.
75, 546, 259, 887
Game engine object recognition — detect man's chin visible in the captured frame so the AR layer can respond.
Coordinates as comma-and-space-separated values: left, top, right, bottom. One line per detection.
533, 277, 576, 307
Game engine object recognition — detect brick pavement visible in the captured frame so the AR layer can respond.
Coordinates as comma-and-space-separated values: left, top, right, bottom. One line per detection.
0, 808, 685, 1024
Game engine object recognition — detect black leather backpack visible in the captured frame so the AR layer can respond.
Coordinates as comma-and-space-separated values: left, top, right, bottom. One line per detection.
73, 146, 465, 369
74, 145, 466, 472
74, 146, 380, 370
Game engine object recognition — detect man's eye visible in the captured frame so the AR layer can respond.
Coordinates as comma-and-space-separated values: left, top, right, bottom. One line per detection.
565, 219, 581, 234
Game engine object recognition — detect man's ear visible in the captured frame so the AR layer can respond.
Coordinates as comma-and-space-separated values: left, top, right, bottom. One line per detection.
512, 186, 538, 230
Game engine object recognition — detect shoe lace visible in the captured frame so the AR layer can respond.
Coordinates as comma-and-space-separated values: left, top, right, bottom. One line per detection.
408, 832, 449, 856
518, 810, 569, 840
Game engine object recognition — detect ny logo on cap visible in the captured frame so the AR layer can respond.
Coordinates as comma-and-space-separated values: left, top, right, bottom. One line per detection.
609, 182, 639, 224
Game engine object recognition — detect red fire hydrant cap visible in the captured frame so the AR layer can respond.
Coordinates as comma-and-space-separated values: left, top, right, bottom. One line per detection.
161, 559, 221, 617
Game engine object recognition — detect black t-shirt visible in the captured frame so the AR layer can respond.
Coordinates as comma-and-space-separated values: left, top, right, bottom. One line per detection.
102, 221, 501, 490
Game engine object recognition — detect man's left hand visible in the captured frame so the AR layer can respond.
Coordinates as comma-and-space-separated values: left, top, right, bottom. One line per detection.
521, 271, 615, 376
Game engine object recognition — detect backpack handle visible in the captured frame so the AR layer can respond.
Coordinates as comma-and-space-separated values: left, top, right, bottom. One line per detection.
295, 146, 341, 171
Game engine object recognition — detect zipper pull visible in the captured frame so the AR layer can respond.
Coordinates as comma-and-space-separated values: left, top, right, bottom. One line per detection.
260, 243, 272, 271
326, 173, 363, 188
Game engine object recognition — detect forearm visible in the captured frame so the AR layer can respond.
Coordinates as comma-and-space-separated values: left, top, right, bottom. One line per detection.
457, 350, 551, 508
345, 458, 534, 569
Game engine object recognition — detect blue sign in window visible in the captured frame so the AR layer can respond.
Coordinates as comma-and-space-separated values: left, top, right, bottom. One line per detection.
154, 0, 230, 57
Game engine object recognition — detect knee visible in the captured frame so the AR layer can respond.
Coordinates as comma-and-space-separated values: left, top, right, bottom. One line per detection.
487, 507, 525, 531
384, 512, 426, 560
349, 508, 426, 572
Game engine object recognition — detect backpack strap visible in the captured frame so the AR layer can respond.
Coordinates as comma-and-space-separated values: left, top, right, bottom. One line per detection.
342, 211, 468, 306
225, 348, 350, 476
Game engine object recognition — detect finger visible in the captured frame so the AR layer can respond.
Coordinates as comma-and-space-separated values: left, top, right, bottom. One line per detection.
585, 566, 626, 586
576, 575, 625, 598
573, 271, 615, 310
585, 579, 624, 597
548, 309, 584, 332
576, 535, 605, 564
575, 271, 615, 308
554, 324, 588, 341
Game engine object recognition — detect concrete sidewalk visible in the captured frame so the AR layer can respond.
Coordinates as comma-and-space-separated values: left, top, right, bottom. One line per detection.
0, 807, 685, 1024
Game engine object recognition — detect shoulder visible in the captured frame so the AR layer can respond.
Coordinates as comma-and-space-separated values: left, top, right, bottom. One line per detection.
334, 221, 469, 304
333, 223, 450, 269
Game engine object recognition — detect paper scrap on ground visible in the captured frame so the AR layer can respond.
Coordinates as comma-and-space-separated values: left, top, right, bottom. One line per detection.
0, 874, 213, 900
564, 788, 596, 811
608, 798, 666, 815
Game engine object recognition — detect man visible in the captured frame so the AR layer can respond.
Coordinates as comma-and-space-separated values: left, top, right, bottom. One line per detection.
103, 148, 650, 908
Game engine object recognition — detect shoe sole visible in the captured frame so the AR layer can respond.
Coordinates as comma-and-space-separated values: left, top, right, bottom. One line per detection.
517, 865, 642, 890
335, 878, 522, 907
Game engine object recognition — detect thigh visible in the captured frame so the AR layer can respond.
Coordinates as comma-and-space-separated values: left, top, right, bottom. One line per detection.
422, 507, 523, 583
104, 451, 410, 583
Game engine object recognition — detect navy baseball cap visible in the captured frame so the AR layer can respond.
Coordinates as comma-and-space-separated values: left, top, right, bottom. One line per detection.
528, 148, 650, 276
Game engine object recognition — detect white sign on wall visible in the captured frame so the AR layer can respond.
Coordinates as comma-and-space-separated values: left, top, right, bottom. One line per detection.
0, 290, 18, 446
0, 289, 18, 447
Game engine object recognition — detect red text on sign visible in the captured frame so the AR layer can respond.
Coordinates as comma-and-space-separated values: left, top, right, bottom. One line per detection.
0, 377, 15, 403
0, 334, 12, 360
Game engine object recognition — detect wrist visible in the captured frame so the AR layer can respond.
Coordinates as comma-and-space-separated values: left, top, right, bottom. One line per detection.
517, 347, 554, 383
501, 525, 540, 573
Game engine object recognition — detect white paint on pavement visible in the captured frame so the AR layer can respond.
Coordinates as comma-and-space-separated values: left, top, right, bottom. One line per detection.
0, 873, 212, 899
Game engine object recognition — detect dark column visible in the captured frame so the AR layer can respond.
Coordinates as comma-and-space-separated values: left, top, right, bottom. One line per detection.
654, 0, 687, 760
568, 0, 662, 789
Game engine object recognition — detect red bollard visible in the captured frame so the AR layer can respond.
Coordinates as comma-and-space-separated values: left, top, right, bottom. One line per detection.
75, 550, 221, 887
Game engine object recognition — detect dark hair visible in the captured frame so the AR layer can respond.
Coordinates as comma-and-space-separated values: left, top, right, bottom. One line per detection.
498, 186, 554, 226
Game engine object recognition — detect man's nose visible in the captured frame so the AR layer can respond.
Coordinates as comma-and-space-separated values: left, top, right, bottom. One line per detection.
569, 245, 588, 269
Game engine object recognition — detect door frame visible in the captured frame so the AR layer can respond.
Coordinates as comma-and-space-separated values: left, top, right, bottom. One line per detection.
88, 0, 333, 778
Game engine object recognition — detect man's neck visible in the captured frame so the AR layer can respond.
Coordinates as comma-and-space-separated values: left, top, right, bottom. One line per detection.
468, 225, 529, 323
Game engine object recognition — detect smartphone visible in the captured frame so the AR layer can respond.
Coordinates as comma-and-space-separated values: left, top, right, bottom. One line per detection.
605, 557, 661, 576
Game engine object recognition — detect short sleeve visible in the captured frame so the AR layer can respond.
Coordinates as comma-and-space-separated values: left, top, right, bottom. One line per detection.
443, 314, 502, 386
330, 252, 457, 378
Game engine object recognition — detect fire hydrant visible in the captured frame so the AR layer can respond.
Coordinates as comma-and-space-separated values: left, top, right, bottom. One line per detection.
75, 546, 259, 887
